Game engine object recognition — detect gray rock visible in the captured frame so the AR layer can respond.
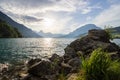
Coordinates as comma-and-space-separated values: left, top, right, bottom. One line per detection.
49, 54, 63, 65
27, 58, 41, 68
60, 62, 72, 75
28, 60, 59, 77
88, 29, 110, 42
65, 29, 120, 55
68, 57, 81, 73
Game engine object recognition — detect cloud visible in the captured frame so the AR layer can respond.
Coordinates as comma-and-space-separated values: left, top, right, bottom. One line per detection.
93, 4, 120, 27
107, 0, 120, 4
81, 7, 91, 14
22, 16, 43, 22
0, 0, 104, 33
0, 0, 92, 14
81, 4, 102, 14
86, 16, 92, 21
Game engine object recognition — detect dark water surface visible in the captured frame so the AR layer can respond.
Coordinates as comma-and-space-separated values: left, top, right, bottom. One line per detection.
0, 38, 120, 64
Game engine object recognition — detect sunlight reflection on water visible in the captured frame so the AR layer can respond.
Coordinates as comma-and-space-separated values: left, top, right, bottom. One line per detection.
0, 38, 75, 64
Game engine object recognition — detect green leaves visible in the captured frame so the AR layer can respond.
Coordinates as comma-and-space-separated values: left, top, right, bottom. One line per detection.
0, 19, 22, 38
80, 48, 120, 80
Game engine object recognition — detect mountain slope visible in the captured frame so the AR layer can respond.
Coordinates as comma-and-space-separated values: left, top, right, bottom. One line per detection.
63, 24, 101, 38
38, 30, 64, 38
0, 19, 22, 38
111, 26, 120, 34
110, 26, 120, 38
0, 11, 41, 38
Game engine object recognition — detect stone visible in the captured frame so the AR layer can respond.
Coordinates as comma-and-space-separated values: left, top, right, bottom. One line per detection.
28, 60, 59, 77
60, 62, 72, 75
88, 29, 110, 42
49, 54, 63, 65
68, 57, 81, 73
1, 76, 9, 80
27, 58, 41, 68
64, 47, 78, 63
65, 29, 120, 55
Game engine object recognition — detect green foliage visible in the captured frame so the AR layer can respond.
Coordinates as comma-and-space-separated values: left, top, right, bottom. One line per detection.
81, 48, 111, 80
58, 72, 67, 80
104, 25, 114, 40
107, 60, 120, 80
0, 19, 22, 38
77, 48, 120, 80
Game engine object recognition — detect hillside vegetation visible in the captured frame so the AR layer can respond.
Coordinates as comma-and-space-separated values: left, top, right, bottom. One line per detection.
0, 19, 22, 38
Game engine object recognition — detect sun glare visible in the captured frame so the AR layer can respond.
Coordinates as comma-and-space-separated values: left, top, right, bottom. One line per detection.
43, 38, 53, 47
43, 18, 54, 27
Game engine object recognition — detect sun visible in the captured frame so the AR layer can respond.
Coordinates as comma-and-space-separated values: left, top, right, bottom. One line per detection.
43, 18, 55, 27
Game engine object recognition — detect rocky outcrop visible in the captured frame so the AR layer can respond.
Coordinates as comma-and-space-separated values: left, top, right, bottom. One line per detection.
65, 29, 120, 56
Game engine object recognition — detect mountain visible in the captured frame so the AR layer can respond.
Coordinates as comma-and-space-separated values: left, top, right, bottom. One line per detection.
63, 24, 101, 38
111, 26, 120, 34
0, 11, 41, 38
38, 30, 64, 38
0, 19, 22, 38
110, 26, 120, 38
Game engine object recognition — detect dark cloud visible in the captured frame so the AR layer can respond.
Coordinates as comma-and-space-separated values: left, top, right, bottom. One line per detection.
0, 0, 55, 9
23, 16, 43, 22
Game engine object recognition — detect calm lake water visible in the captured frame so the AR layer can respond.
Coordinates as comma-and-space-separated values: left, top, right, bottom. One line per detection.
0, 38, 120, 64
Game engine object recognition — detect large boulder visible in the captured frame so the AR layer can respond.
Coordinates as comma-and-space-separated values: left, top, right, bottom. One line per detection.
64, 29, 120, 56
88, 29, 110, 42
49, 54, 63, 65
27, 58, 41, 68
68, 57, 81, 73
28, 60, 59, 77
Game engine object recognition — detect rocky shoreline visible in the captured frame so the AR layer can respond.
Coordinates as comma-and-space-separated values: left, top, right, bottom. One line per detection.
0, 29, 120, 80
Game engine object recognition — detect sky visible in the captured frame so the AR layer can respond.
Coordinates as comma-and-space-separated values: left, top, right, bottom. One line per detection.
0, 0, 120, 34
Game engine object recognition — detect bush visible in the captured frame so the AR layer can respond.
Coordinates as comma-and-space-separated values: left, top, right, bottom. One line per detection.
78, 48, 120, 80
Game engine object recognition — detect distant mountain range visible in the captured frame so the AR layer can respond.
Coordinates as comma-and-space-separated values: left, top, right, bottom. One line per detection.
111, 26, 120, 34
110, 26, 120, 38
0, 11, 41, 38
37, 24, 101, 38
62, 24, 101, 38
0, 11, 120, 38
38, 30, 64, 38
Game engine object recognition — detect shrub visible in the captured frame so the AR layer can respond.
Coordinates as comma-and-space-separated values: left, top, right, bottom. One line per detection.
81, 48, 111, 80
78, 48, 120, 80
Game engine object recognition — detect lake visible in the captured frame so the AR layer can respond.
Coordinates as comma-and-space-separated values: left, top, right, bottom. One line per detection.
0, 38, 120, 64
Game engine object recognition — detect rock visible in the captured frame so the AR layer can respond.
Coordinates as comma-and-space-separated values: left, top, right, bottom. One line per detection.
65, 29, 120, 55
60, 62, 72, 75
27, 58, 41, 68
1, 76, 9, 80
110, 52, 120, 60
104, 43, 120, 52
67, 73, 78, 80
23, 74, 47, 80
68, 57, 81, 73
28, 60, 59, 77
64, 47, 78, 63
88, 29, 110, 42
49, 54, 63, 65
23, 74, 57, 80
64, 47, 76, 57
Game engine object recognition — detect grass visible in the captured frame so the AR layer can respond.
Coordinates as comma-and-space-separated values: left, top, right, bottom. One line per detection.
77, 48, 120, 80
58, 72, 67, 80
